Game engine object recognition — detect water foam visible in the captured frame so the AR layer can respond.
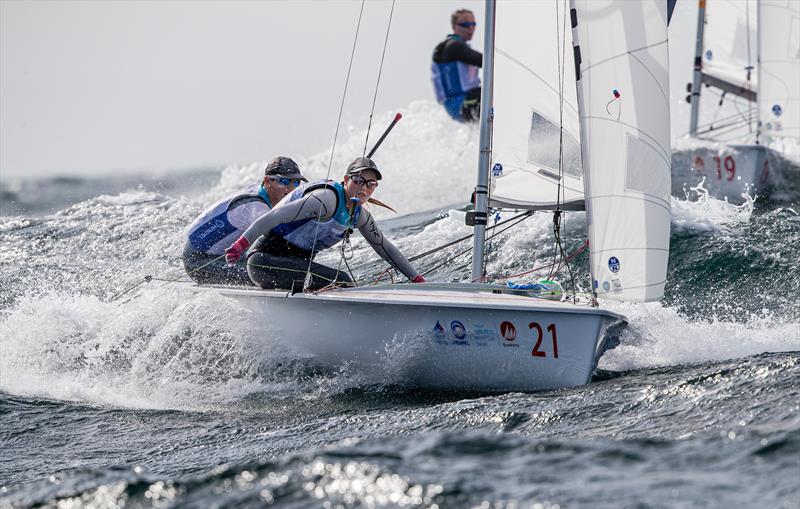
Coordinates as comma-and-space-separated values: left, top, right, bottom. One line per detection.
670, 180, 754, 233
599, 301, 800, 371
0, 288, 291, 410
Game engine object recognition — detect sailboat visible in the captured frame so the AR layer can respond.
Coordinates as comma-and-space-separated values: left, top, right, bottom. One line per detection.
675, 0, 800, 202
186, 0, 672, 393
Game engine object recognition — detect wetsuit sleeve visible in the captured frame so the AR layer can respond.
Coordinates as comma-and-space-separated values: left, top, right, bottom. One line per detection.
432, 37, 483, 67
240, 188, 338, 244
356, 208, 420, 280
450, 40, 482, 67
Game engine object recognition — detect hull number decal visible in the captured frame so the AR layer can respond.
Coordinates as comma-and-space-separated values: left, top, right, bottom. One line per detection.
530, 322, 559, 359
712, 154, 736, 181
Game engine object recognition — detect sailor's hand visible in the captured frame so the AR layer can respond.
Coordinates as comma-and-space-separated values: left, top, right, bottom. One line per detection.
411, 275, 426, 283
225, 237, 250, 265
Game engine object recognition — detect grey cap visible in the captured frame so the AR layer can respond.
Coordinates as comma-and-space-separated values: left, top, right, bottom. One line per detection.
346, 156, 382, 180
264, 156, 307, 181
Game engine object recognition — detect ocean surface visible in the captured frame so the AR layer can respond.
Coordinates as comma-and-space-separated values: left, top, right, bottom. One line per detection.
1, 103, 799, 508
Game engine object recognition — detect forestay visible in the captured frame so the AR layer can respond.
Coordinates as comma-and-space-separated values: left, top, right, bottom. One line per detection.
758, 0, 800, 144
702, 0, 758, 92
570, 0, 672, 302
490, 0, 584, 211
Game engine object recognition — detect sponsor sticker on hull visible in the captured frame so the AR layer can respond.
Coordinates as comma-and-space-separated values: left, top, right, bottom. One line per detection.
499, 321, 519, 348
450, 320, 470, 346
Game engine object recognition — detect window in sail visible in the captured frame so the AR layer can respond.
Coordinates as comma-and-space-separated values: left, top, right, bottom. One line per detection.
527, 111, 582, 178
624, 134, 670, 201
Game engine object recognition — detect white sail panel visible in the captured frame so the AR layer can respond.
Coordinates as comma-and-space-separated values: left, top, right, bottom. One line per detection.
570, 0, 672, 302
702, 0, 758, 93
759, 0, 800, 143
490, 0, 584, 211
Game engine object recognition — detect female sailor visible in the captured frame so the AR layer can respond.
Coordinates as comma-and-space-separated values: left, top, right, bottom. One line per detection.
224, 157, 426, 290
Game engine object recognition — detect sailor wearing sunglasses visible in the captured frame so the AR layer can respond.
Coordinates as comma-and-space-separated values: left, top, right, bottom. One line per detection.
431, 9, 483, 122
182, 156, 307, 285
225, 157, 425, 291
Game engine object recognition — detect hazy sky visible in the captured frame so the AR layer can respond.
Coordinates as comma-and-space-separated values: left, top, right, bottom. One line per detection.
1, 0, 695, 179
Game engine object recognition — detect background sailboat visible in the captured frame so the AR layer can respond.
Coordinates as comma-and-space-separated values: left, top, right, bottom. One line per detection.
675, 0, 800, 203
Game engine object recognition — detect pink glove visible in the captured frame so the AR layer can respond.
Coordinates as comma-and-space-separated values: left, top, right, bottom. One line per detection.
411, 275, 426, 283
225, 237, 250, 265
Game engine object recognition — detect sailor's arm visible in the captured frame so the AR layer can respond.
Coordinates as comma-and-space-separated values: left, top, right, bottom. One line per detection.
356, 209, 425, 282
226, 188, 337, 263
451, 40, 482, 67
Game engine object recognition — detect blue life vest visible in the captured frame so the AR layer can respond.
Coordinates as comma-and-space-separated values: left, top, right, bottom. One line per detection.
431, 35, 481, 120
272, 180, 360, 253
187, 184, 270, 255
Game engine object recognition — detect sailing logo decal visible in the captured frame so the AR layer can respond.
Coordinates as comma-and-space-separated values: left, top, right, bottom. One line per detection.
705, 49, 713, 60
432, 321, 448, 345
608, 256, 620, 273
450, 321, 466, 340
772, 104, 783, 117
499, 321, 516, 341
492, 163, 503, 177
602, 281, 611, 292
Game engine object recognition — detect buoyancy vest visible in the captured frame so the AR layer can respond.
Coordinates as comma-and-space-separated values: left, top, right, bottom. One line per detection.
187, 184, 270, 255
272, 180, 360, 253
431, 35, 481, 120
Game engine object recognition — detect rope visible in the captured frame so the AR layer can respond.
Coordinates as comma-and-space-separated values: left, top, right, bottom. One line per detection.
108, 253, 227, 302
550, 0, 580, 302
363, 0, 396, 156
496, 239, 588, 282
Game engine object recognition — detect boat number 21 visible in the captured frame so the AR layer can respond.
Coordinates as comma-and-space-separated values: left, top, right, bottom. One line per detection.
530, 322, 559, 358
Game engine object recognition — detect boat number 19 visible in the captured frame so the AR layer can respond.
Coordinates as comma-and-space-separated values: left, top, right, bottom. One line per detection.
712, 155, 736, 181
530, 322, 559, 359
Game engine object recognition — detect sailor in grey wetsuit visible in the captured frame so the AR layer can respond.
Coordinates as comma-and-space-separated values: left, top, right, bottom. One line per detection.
431, 9, 482, 122
182, 156, 307, 285
224, 157, 426, 291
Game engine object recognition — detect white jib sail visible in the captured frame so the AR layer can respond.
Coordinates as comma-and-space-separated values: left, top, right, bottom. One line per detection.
490, 0, 584, 211
570, 0, 672, 302
758, 0, 800, 145
702, 0, 758, 92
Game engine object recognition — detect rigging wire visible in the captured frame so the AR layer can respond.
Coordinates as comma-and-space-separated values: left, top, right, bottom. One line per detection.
551, 0, 580, 303
302, 0, 366, 291
363, 0, 397, 156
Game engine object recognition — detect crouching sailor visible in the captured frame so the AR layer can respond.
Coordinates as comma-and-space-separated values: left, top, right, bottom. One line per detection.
182, 156, 307, 285
224, 157, 426, 291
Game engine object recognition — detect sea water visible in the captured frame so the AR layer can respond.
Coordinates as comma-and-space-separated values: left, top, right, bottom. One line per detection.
1, 102, 798, 508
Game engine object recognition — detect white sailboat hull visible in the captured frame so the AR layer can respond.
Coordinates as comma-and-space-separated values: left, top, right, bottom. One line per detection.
673, 143, 800, 203
186, 283, 625, 393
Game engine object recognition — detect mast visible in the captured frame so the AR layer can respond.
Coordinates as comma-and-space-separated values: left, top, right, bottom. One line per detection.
470, 0, 496, 282
689, 0, 706, 136
569, 0, 596, 300
755, 0, 762, 143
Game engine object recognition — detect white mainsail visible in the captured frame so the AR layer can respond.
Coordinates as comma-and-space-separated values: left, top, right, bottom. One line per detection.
570, 0, 672, 302
702, 0, 758, 94
490, 0, 584, 211
758, 0, 800, 145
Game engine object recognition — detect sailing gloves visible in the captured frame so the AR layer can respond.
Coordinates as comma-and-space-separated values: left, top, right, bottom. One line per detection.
225, 237, 250, 265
